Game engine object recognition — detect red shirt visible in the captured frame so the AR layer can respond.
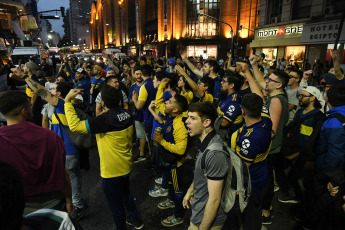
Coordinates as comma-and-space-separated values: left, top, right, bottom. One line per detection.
0, 121, 66, 197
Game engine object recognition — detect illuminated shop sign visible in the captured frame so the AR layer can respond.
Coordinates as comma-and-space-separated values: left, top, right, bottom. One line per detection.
301, 20, 345, 44
257, 25, 303, 37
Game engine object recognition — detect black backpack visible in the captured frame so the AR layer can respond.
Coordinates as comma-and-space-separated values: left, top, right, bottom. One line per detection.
300, 113, 345, 163
281, 109, 324, 160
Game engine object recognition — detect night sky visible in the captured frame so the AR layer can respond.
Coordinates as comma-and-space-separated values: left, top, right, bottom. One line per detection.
37, 0, 69, 36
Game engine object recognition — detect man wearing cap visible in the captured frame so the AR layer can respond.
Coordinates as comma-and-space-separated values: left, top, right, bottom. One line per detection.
278, 86, 325, 204
70, 68, 90, 105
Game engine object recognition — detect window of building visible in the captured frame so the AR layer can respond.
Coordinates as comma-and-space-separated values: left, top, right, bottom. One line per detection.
285, 46, 306, 67
187, 45, 217, 59
186, 0, 220, 38
266, 0, 282, 24
292, 0, 312, 20
324, 0, 345, 15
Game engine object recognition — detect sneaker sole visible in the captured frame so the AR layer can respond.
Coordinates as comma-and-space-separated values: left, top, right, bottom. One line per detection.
161, 219, 184, 227
262, 221, 272, 225
134, 224, 144, 230
133, 159, 146, 163
158, 204, 175, 210
149, 193, 168, 198
72, 206, 90, 221
126, 221, 144, 230
277, 199, 299, 204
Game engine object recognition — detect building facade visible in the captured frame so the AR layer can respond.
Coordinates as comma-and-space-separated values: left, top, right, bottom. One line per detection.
0, 0, 39, 49
69, 0, 93, 46
250, 0, 345, 68
89, 0, 259, 59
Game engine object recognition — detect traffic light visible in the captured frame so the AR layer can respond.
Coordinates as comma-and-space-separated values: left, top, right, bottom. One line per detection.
60, 7, 65, 17
238, 25, 242, 32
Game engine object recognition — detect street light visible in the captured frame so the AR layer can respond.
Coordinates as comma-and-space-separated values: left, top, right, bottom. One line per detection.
198, 13, 234, 55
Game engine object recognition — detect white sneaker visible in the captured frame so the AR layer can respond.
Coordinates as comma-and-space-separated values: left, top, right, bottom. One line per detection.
149, 187, 168, 197
155, 177, 163, 184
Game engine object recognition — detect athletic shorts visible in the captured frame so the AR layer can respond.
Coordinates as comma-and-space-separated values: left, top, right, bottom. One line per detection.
135, 120, 146, 139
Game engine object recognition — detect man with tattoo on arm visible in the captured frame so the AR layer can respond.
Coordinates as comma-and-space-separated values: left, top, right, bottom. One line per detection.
10, 69, 90, 221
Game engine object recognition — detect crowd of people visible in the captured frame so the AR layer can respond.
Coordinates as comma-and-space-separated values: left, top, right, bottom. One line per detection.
1, 48, 345, 230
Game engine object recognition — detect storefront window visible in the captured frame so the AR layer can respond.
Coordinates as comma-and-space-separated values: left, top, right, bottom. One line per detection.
187, 45, 217, 59
285, 46, 306, 68
262, 48, 277, 63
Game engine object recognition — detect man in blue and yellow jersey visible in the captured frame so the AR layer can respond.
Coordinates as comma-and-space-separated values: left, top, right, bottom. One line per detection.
228, 93, 272, 230
153, 77, 189, 228
129, 67, 146, 163
90, 65, 105, 106
19, 76, 88, 221
175, 65, 214, 103
63, 85, 144, 230
132, 64, 157, 152
217, 73, 243, 141
181, 51, 222, 104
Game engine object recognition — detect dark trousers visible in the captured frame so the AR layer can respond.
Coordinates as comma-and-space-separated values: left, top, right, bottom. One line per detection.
243, 187, 267, 230
262, 153, 290, 210
101, 175, 141, 230
167, 165, 184, 218
223, 186, 267, 230
79, 147, 90, 170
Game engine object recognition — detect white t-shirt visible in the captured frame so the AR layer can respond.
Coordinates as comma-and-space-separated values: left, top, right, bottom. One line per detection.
95, 90, 128, 107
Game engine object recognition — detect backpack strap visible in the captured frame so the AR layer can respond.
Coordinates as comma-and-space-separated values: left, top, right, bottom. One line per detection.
53, 110, 64, 142
201, 142, 225, 177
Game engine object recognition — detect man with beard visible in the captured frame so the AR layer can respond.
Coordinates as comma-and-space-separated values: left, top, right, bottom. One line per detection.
277, 87, 324, 204
217, 73, 243, 142
95, 76, 129, 116
0, 91, 72, 216
129, 67, 146, 162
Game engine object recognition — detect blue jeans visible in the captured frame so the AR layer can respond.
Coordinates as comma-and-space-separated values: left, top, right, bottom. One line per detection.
101, 175, 141, 230
66, 154, 84, 208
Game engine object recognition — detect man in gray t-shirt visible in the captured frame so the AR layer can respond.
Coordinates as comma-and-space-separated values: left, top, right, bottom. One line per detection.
184, 102, 228, 229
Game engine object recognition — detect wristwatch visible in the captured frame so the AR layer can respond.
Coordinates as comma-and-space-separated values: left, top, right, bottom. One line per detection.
23, 75, 29, 80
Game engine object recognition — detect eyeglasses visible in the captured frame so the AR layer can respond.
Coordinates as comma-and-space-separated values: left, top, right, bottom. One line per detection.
298, 94, 312, 99
289, 75, 298, 79
266, 78, 281, 84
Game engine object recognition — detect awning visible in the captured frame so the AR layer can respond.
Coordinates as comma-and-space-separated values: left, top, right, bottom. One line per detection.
250, 37, 302, 48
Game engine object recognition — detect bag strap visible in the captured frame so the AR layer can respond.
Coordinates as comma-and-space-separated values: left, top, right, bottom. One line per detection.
54, 110, 64, 142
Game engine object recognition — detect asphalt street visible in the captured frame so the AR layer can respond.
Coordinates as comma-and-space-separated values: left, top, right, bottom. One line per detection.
77, 146, 298, 230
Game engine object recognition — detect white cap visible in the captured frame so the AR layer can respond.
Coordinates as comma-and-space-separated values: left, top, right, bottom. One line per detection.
304, 86, 321, 100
